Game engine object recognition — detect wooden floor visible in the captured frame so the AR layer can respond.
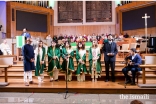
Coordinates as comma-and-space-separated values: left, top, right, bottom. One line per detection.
0, 78, 156, 94
1, 57, 156, 94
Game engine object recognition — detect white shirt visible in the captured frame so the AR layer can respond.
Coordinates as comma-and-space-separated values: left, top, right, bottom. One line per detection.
79, 50, 86, 58
0, 43, 12, 55
132, 53, 137, 60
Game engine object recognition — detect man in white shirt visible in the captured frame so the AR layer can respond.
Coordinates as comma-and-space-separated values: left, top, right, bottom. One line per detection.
46, 35, 52, 40
0, 39, 12, 55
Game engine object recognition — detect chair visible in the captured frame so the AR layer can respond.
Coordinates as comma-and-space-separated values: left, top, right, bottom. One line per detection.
136, 42, 147, 53
129, 43, 137, 49
118, 44, 129, 58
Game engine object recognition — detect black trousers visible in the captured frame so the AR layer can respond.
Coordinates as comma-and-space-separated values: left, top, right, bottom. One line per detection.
122, 67, 141, 83
105, 61, 115, 80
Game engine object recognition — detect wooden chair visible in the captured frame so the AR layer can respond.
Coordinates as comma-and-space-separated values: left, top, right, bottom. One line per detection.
136, 42, 147, 54
129, 43, 137, 49
118, 44, 129, 58
124, 71, 142, 88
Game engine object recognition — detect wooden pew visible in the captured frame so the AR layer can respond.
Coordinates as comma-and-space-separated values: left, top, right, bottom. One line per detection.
0, 55, 16, 65
98, 64, 156, 84
0, 65, 10, 86
139, 64, 156, 84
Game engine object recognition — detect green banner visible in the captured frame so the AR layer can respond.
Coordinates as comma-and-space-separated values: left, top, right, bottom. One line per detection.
16, 36, 25, 48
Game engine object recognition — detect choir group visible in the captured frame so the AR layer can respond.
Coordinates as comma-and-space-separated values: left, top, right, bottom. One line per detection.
0, 28, 141, 86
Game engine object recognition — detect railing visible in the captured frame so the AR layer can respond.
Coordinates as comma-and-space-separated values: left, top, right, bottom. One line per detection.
13, 1, 52, 9
117, 1, 133, 6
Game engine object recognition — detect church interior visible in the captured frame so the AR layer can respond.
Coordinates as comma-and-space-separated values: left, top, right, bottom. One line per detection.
0, 1, 156, 104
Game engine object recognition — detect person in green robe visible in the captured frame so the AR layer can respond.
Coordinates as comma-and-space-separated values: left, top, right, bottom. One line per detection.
88, 39, 101, 82
75, 42, 87, 82
47, 40, 61, 82
34, 40, 46, 83
61, 41, 75, 81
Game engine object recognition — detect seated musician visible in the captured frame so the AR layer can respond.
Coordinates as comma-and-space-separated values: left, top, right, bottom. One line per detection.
122, 48, 142, 85
0, 39, 12, 55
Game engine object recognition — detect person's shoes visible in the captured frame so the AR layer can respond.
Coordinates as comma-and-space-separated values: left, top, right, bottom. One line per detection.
25, 82, 29, 86
55, 79, 59, 82
29, 81, 33, 84
125, 80, 132, 84
50, 79, 53, 82
105, 79, 109, 82
112, 79, 115, 82
131, 82, 136, 85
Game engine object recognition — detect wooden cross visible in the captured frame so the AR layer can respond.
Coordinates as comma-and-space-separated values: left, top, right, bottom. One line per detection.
142, 13, 150, 54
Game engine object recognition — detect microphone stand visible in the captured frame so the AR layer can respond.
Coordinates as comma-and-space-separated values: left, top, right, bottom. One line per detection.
59, 54, 76, 99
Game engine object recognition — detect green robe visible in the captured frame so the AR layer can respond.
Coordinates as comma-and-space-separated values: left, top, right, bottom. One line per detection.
35, 47, 46, 76
88, 47, 101, 76
61, 48, 75, 74
75, 49, 87, 76
47, 46, 61, 76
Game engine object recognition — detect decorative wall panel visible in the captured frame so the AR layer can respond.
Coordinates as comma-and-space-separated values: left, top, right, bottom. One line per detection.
86, 1, 112, 22
58, 1, 83, 23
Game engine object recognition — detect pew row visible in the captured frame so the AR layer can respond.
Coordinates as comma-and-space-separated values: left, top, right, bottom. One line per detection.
6, 64, 156, 84
0, 65, 10, 86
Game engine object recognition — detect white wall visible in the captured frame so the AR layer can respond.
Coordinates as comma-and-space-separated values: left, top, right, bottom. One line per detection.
0, 1, 6, 33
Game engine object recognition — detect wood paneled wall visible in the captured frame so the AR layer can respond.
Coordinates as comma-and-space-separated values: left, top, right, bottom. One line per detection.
116, 1, 156, 36
123, 27, 156, 37
54, 25, 115, 36
6, 2, 54, 38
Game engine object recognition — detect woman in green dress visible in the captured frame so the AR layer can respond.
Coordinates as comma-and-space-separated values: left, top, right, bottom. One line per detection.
61, 41, 75, 81
88, 39, 101, 82
34, 40, 46, 83
47, 40, 61, 82
75, 42, 87, 82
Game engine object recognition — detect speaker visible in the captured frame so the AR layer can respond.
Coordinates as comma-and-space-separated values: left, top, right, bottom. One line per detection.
12, 9, 15, 21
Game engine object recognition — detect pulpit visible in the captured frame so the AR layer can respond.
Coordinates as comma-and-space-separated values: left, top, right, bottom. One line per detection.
16, 36, 25, 61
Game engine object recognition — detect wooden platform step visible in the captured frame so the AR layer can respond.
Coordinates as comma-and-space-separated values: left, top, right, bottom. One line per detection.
0, 79, 156, 94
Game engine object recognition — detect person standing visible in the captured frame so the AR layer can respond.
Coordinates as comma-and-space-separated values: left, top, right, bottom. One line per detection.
75, 42, 87, 82
34, 40, 46, 83
61, 41, 75, 81
88, 39, 101, 82
103, 34, 118, 82
22, 38, 35, 86
21, 28, 31, 39
47, 40, 61, 82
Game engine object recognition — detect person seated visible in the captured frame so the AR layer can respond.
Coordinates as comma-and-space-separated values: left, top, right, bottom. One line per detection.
0, 39, 12, 55
21, 28, 31, 39
122, 48, 142, 85
123, 33, 129, 38
103, 35, 108, 43
46, 35, 52, 40
98, 36, 104, 44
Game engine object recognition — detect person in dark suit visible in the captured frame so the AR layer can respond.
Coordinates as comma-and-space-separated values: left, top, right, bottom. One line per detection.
21, 28, 31, 39
22, 38, 35, 86
122, 48, 142, 85
103, 34, 118, 82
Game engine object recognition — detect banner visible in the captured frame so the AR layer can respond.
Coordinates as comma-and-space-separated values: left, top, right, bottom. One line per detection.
70, 42, 77, 51
85, 42, 92, 50
16, 36, 25, 48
